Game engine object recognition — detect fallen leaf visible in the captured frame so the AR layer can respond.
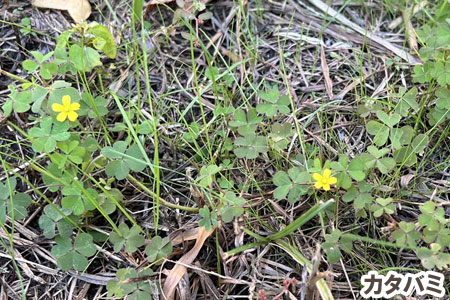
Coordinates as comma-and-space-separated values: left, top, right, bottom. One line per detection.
163, 226, 215, 299
32, 0, 91, 24
400, 173, 415, 187
320, 45, 333, 100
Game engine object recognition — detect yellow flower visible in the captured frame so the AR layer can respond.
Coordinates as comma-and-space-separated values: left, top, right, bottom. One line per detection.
52, 95, 80, 122
313, 169, 337, 191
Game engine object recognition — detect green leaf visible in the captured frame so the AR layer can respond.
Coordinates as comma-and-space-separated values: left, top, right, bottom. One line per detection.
69, 44, 84, 71
75, 233, 97, 256
394, 87, 418, 116
258, 88, 279, 103
273, 170, 290, 186
323, 230, 343, 263
256, 103, 277, 117
273, 171, 291, 200
102, 141, 128, 159
233, 134, 268, 159
29, 117, 70, 152
133, 0, 144, 19
347, 157, 365, 181
198, 205, 217, 231
367, 146, 389, 159
197, 165, 221, 187
393, 147, 417, 167
124, 144, 146, 172
411, 134, 429, 153
107, 268, 154, 299
376, 157, 395, 174
433, 61, 450, 86
31, 85, 49, 113
22, 59, 39, 72
357, 99, 383, 117
354, 192, 372, 210
229, 109, 247, 127
436, 87, 450, 110
10, 193, 32, 220
69, 45, 102, 72
288, 185, 308, 203
40, 63, 58, 80
106, 160, 130, 180
14, 91, 33, 113
145, 236, 172, 263
366, 121, 389, 146
110, 223, 145, 253
89, 25, 117, 59
322, 242, 341, 263
79, 94, 108, 118
98, 188, 121, 215
376, 111, 401, 127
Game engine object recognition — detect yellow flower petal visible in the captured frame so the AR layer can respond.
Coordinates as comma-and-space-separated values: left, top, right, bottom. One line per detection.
329, 177, 337, 184
57, 112, 68, 122
323, 169, 332, 178
52, 103, 64, 112
313, 173, 322, 181
70, 102, 80, 111
323, 184, 331, 191
315, 182, 323, 189
62, 95, 71, 107
67, 111, 78, 122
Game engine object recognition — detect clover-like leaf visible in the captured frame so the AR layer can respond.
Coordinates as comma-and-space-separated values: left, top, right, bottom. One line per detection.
98, 188, 121, 215
69, 45, 102, 72
234, 133, 268, 159
110, 223, 145, 254
417, 244, 450, 270
366, 121, 389, 146
273, 167, 310, 203
145, 236, 172, 263
107, 268, 154, 300
393, 146, 417, 167
394, 87, 418, 116
411, 134, 429, 154
219, 192, 245, 223
436, 86, 450, 110
331, 155, 366, 189
323, 229, 353, 263
256, 87, 290, 117
198, 205, 218, 232
38, 204, 75, 238
392, 221, 421, 247
269, 122, 294, 151
197, 164, 221, 188
0, 178, 33, 223
52, 233, 96, 271
88, 24, 117, 59
79, 93, 108, 118
432, 61, 450, 86
376, 111, 401, 127
370, 197, 395, 217
102, 142, 146, 180
357, 98, 383, 117
342, 182, 373, 211
29, 117, 71, 153
61, 184, 96, 215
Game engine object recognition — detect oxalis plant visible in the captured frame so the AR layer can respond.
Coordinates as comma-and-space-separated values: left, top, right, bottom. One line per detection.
1, 4, 449, 300
1, 20, 174, 298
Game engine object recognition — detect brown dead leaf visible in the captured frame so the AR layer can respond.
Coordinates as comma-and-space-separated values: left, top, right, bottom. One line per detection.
163, 226, 215, 299
320, 45, 333, 100
32, 0, 91, 24
400, 174, 415, 187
